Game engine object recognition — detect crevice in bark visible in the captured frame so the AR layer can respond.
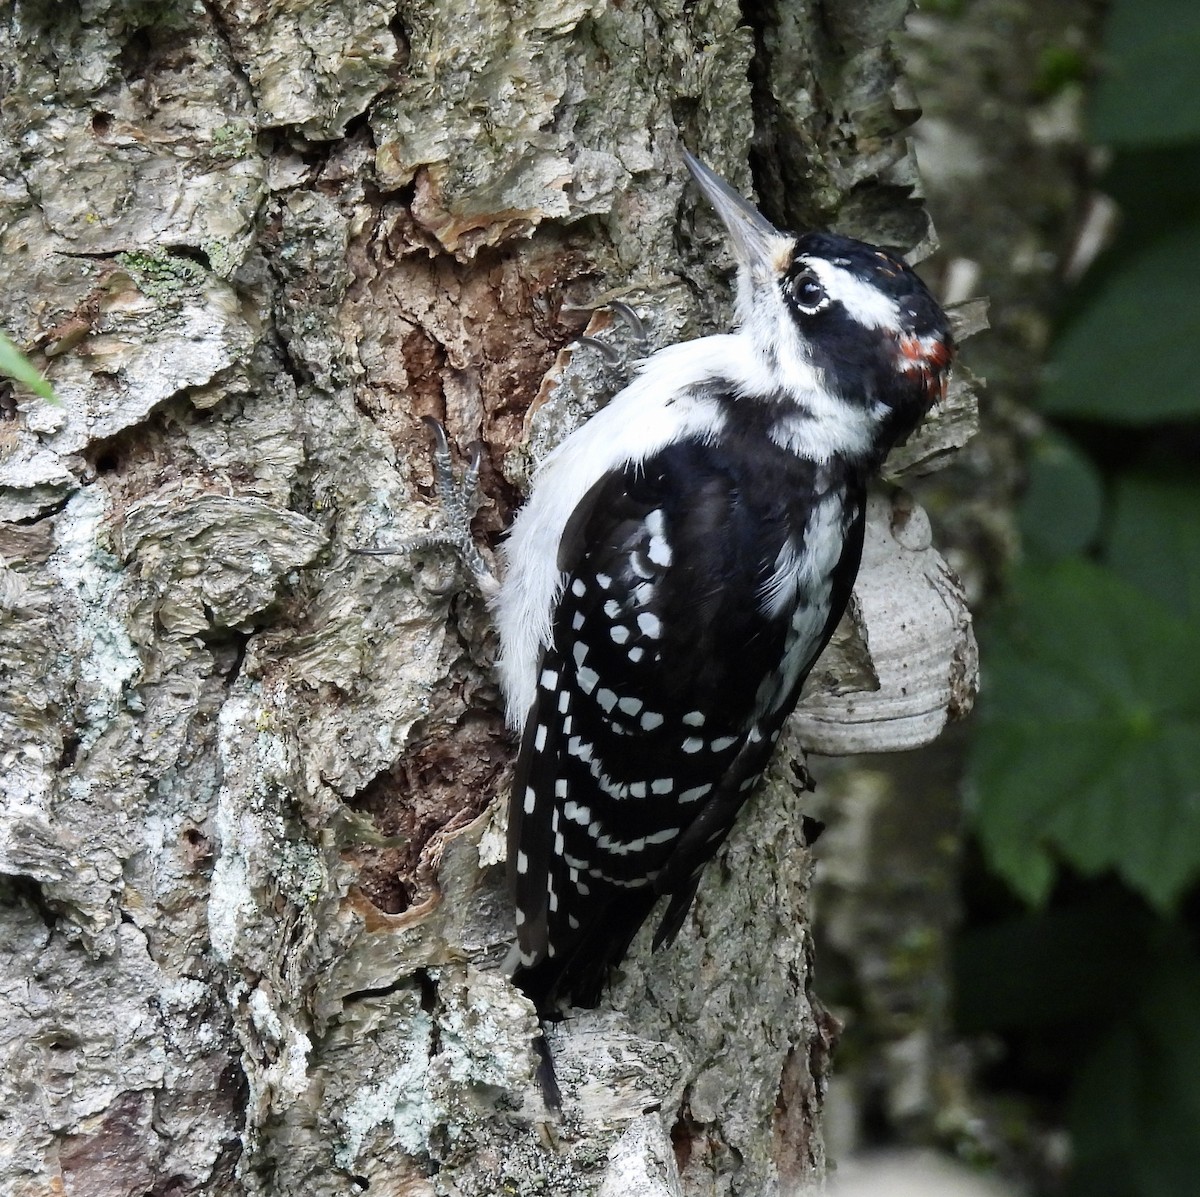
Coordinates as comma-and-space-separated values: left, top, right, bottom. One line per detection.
0, 493, 72, 524
342, 977, 413, 1004
671, 1099, 703, 1173
345, 710, 508, 914
196, 625, 252, 684
387, 11, 411, 73
0, 874, 60, 929
198, 0, 255, 94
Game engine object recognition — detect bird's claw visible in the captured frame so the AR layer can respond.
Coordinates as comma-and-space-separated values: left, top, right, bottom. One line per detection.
575, 299, 649, 375
352, 419, 499, 598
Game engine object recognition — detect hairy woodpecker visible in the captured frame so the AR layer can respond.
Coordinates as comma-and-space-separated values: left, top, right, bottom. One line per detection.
496, 153, 954, 1065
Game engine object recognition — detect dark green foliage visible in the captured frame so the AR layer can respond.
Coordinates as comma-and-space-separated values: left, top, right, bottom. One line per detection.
1039, 222, 1200, 423
971, 558, 1200, 910
963, 0, 1200, 1191
1017, 432, 1103, 558
1089, 0, 1200, 147
969, 0, 1200, 920
1106, 475, 1200, 622
1066, 954, 1200, 1197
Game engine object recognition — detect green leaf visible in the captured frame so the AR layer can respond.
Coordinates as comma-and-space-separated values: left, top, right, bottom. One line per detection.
1101, 146, 1200, 261
1105, 474, 1200, 621
969, 558, 1200, 910
1018, 431, 1104, 558
0, 331, 59, 404
1091, 0, 1200, 147
1040, 221, 1200, 423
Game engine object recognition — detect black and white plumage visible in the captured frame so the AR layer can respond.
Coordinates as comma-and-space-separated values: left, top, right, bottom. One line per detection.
497, 154, 954, 1022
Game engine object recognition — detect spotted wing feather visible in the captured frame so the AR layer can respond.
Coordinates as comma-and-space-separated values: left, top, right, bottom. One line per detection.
509, 433, 864, 1011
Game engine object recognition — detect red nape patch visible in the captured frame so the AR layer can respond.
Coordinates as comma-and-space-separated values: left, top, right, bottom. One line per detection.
898, 334, 951, 367
895, 334, 953, 405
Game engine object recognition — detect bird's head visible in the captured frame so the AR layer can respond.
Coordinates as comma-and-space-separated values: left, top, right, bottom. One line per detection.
684, 152, 954, 458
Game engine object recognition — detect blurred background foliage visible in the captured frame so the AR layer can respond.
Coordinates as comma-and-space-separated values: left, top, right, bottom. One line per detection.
961, 0, 1200, 1193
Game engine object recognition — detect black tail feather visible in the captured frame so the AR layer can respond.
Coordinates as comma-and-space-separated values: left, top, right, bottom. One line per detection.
532, 1028, 562, 1111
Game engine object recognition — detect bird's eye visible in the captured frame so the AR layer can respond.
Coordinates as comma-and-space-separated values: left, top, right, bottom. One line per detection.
789, 270, 827, 314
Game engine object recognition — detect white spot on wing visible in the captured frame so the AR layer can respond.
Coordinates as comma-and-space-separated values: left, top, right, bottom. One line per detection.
600, 834, 643, 856
682, 737, 703, 754
645, 827, 679, 845
637, 612, 662, 638
568, 735, 594, 763
647, 536, 671, 567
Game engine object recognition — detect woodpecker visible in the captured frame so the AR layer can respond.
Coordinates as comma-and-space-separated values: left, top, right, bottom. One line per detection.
495, 153, 954, 1068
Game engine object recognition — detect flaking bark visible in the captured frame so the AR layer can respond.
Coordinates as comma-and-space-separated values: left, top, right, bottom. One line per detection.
0, 0, 977, 1193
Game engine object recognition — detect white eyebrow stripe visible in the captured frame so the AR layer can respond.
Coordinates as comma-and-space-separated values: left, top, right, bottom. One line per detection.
800, 257, 902, 332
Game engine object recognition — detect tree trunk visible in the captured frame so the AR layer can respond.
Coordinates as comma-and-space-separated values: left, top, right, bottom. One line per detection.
0, 1, 973, 1193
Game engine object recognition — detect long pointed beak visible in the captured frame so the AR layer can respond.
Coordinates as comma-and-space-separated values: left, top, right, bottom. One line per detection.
683, 152, 790, 282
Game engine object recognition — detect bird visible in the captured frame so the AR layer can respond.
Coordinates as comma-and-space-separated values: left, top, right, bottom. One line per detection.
490, 151, 954, 1098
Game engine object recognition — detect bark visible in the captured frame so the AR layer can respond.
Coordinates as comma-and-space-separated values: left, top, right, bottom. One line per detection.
0, 1, 974, 1194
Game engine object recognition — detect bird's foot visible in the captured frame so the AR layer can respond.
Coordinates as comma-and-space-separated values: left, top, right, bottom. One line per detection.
353, 417, 499, 598
575, 300, 649, 386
